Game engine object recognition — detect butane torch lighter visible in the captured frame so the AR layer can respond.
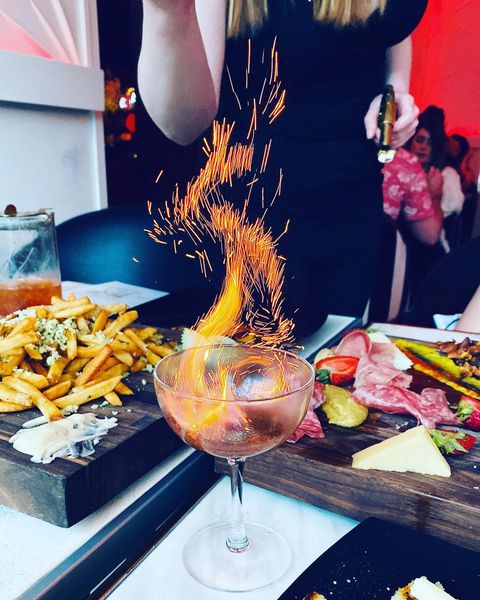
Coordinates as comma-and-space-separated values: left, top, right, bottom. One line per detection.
377, 84, 397, 164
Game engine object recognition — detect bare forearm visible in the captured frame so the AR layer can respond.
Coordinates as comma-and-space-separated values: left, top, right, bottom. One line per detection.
138, 0, 226, 145
409, 193, 443, 246
386, 37, 412, 93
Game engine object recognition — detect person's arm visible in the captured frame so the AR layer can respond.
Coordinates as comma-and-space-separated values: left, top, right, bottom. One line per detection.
364, 37, 419, 148
138, 0, 227, 145
403, 161, 443, 245
408, 212, 442, 245
456, 286, 480, 333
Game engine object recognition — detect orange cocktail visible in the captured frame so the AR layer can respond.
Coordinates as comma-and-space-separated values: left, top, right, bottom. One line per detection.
0, 278, 61, 316
154, 344, 314, 592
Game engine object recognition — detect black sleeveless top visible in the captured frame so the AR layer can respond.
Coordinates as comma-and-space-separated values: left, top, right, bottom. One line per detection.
213, 1, 428, 330
219, 0, 428, 194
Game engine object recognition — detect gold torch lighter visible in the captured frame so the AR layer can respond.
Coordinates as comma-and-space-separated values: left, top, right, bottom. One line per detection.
377, 84, 397, 164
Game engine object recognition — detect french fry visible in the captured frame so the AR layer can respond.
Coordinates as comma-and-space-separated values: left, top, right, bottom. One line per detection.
77, 345, 106, 358
47, 297, 91, 311
92, 309, 109, 333
124, 329, 149, 354
131, 358, 148, 373
72, 364, 128, 390
0, 351, 26, 376
66, 329, 77, 360
15, 370, 49, 389
25, 343, 42, 360
0, 333, 37, 354
0, 383, 31, 407
112, 351, 134, 367
136, 327, 158, 340
54, 375, 123, 409
77, 334, 104, 345
100, 303, 128, 316
148, 343, 175, 358
30, 361, 48, 377
76, 316, 90, 334
146, 349, 163, 366
58, 373, 74, 382
104, 391, 123, 406
43, 380, 72, 400
8, 317, 36, 336
47, 356, 70, 384
64, 357, 90, 374
3, 376, 63, 421
103, 310, 138, 338
110, 338, 138, 354
114, 381, 134, 396
48, 304, 96, 319
99, 356, 121, 371
75, 345, 113, 386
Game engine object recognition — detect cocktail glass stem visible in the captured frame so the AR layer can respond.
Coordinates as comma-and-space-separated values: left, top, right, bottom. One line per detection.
226, 457, 250, 553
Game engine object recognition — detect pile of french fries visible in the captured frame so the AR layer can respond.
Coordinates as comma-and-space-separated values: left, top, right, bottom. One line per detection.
0, 294, 176, 422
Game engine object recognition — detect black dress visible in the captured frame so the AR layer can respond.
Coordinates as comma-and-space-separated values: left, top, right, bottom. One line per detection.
215, 0, 427, 336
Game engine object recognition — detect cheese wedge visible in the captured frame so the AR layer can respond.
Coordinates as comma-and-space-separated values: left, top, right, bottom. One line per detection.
391, 576, 457, 600
410, 577, 457, 600
352, 426, 451, 477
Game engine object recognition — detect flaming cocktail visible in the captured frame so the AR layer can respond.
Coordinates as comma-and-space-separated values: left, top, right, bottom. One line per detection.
154, 343, 314, 591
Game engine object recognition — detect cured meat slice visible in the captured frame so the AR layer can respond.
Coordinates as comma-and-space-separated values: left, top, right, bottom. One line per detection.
355, 343, 413, 389
334, 330, 412, 389
335, 329, 371, 358
288, 381, 325, 442
352, 384, 459, 429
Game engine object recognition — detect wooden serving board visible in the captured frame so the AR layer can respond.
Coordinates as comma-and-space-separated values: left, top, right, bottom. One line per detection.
0, 372, 182, 528
215, 337, 480, 553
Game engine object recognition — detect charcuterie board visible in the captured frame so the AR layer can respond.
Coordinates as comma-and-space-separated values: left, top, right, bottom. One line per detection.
215, 325, 480, 552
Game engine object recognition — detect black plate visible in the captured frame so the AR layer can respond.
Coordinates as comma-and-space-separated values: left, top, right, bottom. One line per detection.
279, 518, 479, 600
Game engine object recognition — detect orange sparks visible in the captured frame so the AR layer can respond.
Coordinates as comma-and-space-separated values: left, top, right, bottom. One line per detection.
226, 65, 242, 111
260, 139, 272, 173
148, 40, 293, 348
155, 170, 164, 184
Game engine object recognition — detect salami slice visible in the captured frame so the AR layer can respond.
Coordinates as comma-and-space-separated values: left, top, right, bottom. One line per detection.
353, 384, 459, 429
288, 381, 325, 442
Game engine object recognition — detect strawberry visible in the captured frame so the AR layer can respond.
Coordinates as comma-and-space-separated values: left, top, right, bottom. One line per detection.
429, 428, 476, 455
314, 356, 359, 385
454, 395, 480, 431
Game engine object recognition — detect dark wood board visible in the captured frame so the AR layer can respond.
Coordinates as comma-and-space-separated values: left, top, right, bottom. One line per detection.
216, 336, 480, 553
0, 368, 183, 528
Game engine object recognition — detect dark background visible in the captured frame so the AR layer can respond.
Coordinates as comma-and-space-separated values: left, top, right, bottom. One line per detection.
97, 0, 201, 209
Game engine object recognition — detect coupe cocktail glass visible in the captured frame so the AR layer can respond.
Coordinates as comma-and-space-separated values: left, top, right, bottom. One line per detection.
154, 344, 314, 592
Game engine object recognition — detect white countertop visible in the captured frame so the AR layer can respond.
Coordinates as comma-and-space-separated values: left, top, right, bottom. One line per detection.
0, 447, 193, 600
107, 477, 358, 600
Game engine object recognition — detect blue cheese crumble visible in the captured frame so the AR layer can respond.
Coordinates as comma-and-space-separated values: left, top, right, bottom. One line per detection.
34, 317, 78, 364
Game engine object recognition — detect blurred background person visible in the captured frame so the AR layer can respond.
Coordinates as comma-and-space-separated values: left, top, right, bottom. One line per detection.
448, 133, 477, 195
407, 105, 465, 252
